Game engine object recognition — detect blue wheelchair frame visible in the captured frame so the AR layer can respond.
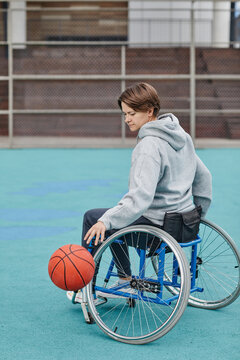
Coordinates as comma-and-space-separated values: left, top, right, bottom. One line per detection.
81, 221, 240, 343
91, 235, 204, 305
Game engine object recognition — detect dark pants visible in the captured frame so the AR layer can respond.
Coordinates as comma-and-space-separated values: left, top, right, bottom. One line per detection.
81, 208, 161, 278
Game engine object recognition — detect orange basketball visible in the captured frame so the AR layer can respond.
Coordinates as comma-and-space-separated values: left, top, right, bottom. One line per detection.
48, 244, 95, 291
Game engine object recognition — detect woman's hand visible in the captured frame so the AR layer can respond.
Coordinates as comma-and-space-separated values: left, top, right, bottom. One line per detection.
84, 221, 106, 246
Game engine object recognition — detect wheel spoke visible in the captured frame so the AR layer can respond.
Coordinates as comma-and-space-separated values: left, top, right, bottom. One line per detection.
87, 226, 190, 344
187, 219, 240, 309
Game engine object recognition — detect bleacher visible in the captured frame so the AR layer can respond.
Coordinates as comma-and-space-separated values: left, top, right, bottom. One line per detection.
0, 46, 239, 138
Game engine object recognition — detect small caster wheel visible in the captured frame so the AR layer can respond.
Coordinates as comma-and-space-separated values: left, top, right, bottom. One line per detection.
86, 312, 95, 324
127, 298, 136, 308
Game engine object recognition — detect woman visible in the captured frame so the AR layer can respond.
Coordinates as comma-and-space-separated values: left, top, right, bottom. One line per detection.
67, 82, 212, 302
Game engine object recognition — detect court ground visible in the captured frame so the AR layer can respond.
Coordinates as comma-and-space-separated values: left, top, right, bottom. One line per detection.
0, 148, 239, 360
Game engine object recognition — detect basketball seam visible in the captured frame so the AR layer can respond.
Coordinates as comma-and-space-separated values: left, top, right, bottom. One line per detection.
59, 248, 86, 288
69, 245, 95, 269
50, 247, 91, 263
50, 258, 63, 280
70, 253, 95, 270
63, 259, 68, 290
70, 248, 86, 254
69, 244, 87, 255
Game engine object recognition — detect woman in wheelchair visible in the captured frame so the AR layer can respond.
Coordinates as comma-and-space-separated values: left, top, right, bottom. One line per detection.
67, 82, 212, 304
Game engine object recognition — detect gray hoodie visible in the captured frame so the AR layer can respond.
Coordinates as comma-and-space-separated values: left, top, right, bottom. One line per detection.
98, 113, 212, 230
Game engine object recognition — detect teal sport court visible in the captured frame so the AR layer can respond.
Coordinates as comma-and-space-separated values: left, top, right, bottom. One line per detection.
0, 148, 239, 360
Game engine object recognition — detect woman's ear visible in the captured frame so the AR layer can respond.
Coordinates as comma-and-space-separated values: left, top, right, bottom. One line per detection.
147, 107, 154, 118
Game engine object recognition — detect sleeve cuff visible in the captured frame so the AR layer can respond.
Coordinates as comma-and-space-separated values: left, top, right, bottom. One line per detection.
97, 215, 111, 230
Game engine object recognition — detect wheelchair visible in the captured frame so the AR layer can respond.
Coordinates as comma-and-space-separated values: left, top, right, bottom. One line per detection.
78, 219, 240, 344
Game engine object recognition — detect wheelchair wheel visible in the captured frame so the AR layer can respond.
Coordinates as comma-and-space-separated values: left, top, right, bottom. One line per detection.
154, 219, 240, 310
86, 225, 190, 344
187, 219, 240, 309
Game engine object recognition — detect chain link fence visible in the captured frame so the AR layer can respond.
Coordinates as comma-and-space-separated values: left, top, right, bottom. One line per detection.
0, 1, 240, 148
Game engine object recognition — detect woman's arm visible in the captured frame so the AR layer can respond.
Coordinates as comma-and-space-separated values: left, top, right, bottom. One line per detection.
98, 153, 160, 229
85, 151, 161, 245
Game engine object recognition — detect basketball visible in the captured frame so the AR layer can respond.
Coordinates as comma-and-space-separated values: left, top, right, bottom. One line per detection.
48, 244, 95, 291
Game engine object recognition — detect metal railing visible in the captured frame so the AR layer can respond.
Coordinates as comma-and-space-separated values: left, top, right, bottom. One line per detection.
0, 0, 240, 148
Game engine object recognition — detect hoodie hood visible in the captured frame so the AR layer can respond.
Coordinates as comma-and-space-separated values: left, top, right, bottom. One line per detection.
138, 113, 187, 151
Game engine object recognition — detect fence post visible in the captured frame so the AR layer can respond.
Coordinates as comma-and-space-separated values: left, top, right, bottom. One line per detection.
7, 5, 13, 148
121, 45, 126, 144
190, 2, 196, 144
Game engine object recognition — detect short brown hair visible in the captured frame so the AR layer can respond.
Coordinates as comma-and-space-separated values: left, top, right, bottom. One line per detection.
118, 82, 161, 117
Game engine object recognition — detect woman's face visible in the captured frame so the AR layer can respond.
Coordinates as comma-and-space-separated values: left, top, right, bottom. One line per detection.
121, 102, 155, 132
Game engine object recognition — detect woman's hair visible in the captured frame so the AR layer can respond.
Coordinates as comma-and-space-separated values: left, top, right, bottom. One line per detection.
118, 82, 161, 117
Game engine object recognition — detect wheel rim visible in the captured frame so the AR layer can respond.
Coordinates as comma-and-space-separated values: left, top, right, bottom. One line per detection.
87, 226, 190, 344
153, 220, 240, 309
187, 219, 240, 308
